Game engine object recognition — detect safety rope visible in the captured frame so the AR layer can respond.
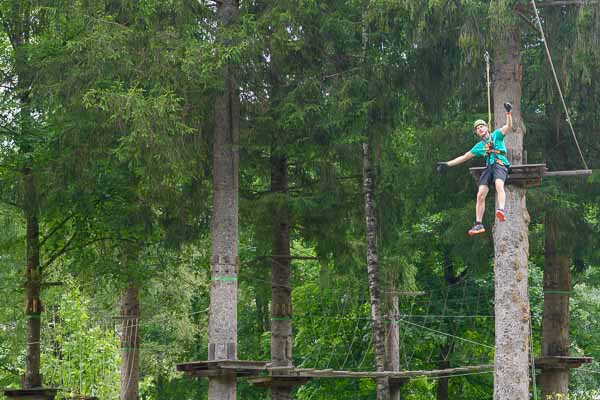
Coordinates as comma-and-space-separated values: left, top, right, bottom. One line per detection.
484, 50, 492, 128
530, 0, 590, 170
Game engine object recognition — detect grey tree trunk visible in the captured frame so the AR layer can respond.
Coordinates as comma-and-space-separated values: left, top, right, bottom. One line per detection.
492, 25, 531, 400
24, 169, 42, 389
385, 289, 400, 400
362, 143, 390, 400
270, 155, 293, 400
208, 1, 240, 399
120, 285, 140, 400
540, 216, 570, 399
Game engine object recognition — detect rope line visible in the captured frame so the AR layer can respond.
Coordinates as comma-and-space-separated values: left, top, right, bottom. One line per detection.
530, 0, 589, 170
485, 50, 492, 128
397, 318, 495, 350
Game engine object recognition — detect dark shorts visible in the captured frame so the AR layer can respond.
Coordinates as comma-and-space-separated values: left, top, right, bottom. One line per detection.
479, 163, 509, 186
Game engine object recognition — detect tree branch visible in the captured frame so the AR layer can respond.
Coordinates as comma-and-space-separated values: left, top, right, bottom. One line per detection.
42, 232, 78, 270
514, 9, 543, 35
40, 214, 75, 246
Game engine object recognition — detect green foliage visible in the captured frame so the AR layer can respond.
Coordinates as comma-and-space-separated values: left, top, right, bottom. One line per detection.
0, 0, 599, 399
41, 281, 120, 399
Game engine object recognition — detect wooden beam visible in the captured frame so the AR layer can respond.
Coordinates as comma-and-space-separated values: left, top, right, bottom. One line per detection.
274, 364, 493, 379
4, 388, 59, 400
534, 356, 593, 369
543, 169, 593, 177
262, 255, 318, 260
249, 376, 312, 388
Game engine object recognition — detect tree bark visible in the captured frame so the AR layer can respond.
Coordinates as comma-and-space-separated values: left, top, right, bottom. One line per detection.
120, 285, 140, 400
270, 155, 293, 400
208, 1, 240, 399
24, 169, 42, 389
362, 143, 390, 400
5, 5, 43, 389
436, 343, 452, 400
492, 24, 531, 400
385, 289, 401, 400
437, 253, 462, 400
540, 216, 570, 399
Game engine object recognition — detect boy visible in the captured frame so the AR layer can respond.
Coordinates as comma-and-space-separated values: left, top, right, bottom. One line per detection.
437, 102, 513, 236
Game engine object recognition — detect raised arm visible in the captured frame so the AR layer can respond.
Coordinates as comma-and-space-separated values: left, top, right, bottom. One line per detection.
500, 102, 513, 136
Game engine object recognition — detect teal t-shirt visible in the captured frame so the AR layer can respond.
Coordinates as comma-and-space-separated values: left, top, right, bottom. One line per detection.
469, 129, 510, 167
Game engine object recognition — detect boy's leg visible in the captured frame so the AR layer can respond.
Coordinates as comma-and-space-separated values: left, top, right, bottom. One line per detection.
495, 179, 506, 210
493, 164, 509, 221
476, 185, 489, 222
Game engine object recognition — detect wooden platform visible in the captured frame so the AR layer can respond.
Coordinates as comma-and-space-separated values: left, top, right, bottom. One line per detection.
176, 360, 268, 378
249, 376, 312, 388
3, 388, 58, 400
469, 164, 547, 187
534, 356, 593, 370
469, 164, 592, 188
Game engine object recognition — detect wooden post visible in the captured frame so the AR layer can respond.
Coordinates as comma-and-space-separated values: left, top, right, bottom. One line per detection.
24, 169, 43, 389
208, 1, 240, 399
120, 284, 140, 400
270, 155, 293, 400
385, 289, 401, 400
492, 23, 531, 400
362, 142, 390, 400
540, 216, 570, 399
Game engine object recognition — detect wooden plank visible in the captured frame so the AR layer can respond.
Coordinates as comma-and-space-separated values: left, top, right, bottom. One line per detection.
176, 360, 268, 372
534, 356, 593, 369
544, 169, 593, 177
4, 388, 59, 400
64, 397, 98, 400
249, 376, 312, 388
278, 364, 493, 379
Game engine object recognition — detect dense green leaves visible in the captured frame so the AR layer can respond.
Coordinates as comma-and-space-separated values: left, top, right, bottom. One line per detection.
0, 0, 599, 399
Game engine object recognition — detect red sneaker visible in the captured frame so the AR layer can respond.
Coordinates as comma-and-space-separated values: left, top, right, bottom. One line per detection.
468, 223, 486, 236
495, 209, 506, 222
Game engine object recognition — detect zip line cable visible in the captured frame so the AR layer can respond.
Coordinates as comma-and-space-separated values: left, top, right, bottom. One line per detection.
530, 0, 590, 170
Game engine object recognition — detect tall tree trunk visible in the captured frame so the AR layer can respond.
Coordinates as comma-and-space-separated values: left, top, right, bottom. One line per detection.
120, 285, 140, 400
436, 343, 452, 400
23, 169, 42, 389
362, 143, 389, 400
7, 7, 43, 388
385, 288, 400, 400
208, 1, 240, 399
492, 24, 531, 400
540, 216, 570, 399
270, 155, 293, 400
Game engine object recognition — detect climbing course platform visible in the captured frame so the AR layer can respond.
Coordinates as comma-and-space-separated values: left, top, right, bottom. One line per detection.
469, 164, 592, 188
3, 388, 58, 400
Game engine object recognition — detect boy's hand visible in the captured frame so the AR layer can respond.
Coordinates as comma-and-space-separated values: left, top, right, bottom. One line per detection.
504, 102, 512, 113
437, 162, 449, 173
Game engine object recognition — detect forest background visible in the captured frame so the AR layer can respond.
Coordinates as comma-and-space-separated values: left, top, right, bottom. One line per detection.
0, 0, 599, 399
